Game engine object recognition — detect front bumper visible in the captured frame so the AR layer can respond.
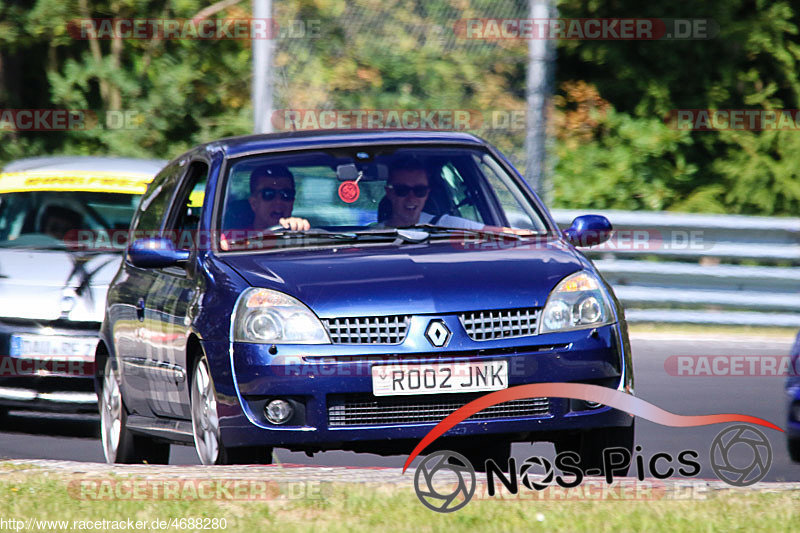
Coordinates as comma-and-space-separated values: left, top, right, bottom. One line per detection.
0, 319, 98, 412
786, 383, 800, 441
213, 322, 633, 450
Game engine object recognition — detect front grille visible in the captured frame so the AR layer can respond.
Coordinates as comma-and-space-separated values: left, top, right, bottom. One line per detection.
328, 393, 550, 426
459, 308, 540, 341
322, 315, 410, 344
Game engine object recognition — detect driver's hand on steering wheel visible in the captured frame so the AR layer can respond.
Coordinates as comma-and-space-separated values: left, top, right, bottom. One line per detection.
279, 217, 311, 231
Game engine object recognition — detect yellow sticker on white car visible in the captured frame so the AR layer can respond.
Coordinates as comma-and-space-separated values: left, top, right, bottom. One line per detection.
0, 170, 154, 194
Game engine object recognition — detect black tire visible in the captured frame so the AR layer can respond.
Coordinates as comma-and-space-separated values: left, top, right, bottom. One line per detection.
553, 421, 635, 477
788, 437, 800, 463
221, 446, 273, 465
100, 358, 170, 464
190, 354, 272, 465
460, 442, 512, 473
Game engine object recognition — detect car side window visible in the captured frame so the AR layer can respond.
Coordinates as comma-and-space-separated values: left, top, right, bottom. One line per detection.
440, 163, 480, 221
165, 161, 209, 250
131, 161, 185, 234
477, 155, 545, 231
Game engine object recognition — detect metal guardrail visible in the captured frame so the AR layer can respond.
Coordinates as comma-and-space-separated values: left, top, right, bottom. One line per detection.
550, 209, 800, 327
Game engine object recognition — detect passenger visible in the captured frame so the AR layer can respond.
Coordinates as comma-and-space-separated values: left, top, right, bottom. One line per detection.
381, 156, 484, 229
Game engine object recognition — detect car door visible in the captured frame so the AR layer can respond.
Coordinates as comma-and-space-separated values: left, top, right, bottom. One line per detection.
116, 159, 187, 415
143, 160, 209, 419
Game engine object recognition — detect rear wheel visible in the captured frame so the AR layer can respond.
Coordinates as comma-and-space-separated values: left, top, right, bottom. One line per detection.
788, 437, 800, 463
553, 421, 635, 477
100, 358, 170, 464
190, 355, 271, 465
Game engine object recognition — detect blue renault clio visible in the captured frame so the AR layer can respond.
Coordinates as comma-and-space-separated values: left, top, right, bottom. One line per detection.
787, 332, 800, 462
97, 130, 634, 468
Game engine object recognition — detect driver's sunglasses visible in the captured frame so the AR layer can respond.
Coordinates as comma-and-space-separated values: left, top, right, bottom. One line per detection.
257, 188, 296, 202
387, 184, 430, 198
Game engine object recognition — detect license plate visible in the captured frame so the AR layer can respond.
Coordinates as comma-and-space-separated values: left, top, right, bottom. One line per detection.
9, 334, 98, 361
371, 360, 508, 397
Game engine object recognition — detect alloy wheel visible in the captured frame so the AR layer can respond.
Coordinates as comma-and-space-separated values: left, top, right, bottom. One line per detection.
191, 357, 220, 465
100, 358, 122, 463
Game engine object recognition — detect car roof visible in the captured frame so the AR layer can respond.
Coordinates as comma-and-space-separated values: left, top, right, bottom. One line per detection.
1, 156, 166, 174
0, 156, 166, 195
199, 129, 488, 158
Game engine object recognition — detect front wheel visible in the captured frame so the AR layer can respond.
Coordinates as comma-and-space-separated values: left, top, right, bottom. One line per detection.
460, 442, 512, 473
788, 436, 800, 463
553, 421, 635, 477
190, 355, 272, 465
100, 358, 169, 464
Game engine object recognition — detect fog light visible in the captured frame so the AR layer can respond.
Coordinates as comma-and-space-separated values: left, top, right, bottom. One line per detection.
585, 401, 603, 409
265, 399, 293, 424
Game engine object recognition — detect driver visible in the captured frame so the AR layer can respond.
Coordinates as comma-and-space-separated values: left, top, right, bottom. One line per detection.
40, 205, 82, 240
248, 164, 310, 231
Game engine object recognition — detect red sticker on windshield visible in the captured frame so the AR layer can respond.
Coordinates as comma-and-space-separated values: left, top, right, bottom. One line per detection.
338, 181, 360, 203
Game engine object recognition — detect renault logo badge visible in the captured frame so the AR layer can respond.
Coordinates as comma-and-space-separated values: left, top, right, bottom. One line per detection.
425, 320, 451, 348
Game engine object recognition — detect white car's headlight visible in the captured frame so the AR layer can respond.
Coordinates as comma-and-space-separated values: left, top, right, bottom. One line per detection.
233, 288, 330, 344
539, 271, 614, 334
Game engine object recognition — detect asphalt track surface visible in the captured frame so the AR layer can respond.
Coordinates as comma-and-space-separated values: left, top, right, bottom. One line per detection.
1, 336, 798, 482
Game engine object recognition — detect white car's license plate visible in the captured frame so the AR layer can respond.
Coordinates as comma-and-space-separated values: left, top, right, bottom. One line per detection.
371, 360, 508, 396
9, 334, 97, 361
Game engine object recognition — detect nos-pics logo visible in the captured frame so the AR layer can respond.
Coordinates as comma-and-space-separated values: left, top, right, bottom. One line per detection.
413, 424, 773, 513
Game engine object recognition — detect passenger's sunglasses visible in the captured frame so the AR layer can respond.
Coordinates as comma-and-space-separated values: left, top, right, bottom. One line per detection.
257, 188, 296, 202
387, 184, 430, 198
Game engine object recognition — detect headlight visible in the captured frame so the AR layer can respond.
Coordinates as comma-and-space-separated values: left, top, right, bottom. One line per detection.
233, 288, 330, 344
539, 271, 614, 333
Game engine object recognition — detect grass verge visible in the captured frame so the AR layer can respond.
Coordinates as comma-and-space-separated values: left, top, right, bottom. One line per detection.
0, 469, 797, 532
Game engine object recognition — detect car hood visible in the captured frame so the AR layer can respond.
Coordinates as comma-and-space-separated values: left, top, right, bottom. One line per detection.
220, 239, 583, 317
0, 249, 121, 322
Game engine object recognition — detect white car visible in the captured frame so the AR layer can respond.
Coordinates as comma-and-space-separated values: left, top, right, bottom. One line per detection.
0, 156, 163, 414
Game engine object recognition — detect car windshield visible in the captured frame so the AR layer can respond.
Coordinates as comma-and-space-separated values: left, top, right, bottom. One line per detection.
219, 146, 549, 250
0, 190, 141, 250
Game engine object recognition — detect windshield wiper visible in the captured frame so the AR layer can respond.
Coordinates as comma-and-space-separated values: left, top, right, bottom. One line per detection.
222, 225, 541, 250
353, 227, 432, 243
407, 223, 531, 241
223, 228, 359, 249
